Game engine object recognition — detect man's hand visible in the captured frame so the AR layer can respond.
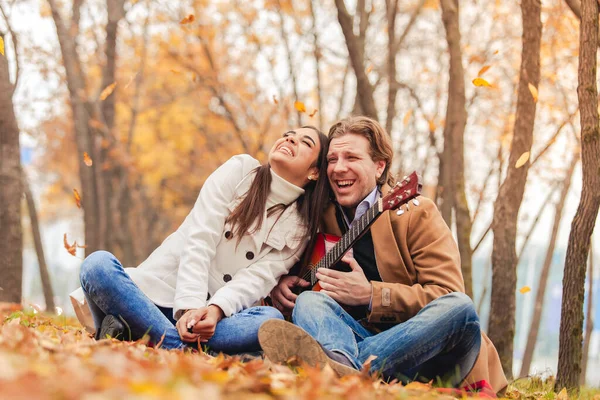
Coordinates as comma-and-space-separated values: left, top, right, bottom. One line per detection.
316, 254, 372, 306
270, 275, 310, 314
176, 305, 224, 343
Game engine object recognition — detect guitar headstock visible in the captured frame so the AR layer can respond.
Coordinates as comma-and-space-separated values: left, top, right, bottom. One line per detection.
381, 171, 422, 212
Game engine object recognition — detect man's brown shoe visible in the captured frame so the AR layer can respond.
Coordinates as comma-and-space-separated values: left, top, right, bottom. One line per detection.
258, 319, 358, 377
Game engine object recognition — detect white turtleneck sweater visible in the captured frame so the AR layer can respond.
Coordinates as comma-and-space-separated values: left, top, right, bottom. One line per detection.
267, 168, 305, 209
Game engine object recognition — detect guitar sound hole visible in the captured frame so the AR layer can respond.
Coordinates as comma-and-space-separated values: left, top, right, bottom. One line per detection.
332, 261, 352, 273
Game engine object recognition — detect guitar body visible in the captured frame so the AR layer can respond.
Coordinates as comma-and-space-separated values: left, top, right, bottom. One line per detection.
307, 233, 343, 292
306, 233, 365, 318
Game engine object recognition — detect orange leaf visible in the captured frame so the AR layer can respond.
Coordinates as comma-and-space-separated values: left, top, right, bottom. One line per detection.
272, 95, 278, 105
477, 65, 491, 77
73, 189, 82, 208
0, 36, 4, 56
308, 109, 318, 117
427, 119, 436, 132
472, 77, 491, 87
180, 14, 195, 24
403, 110, 413, 127
294, 101, 306, 113
83, 152, 93, 167
493, 49, 499, 55
515, 152, 530, 169
519, 286, 531, 294
528, 83, 538, 103
63, 234, 77, 257
170, 69, 182, 74
88, 119, 105, 130
99, 83, 116, 101
365, 65, 373, 74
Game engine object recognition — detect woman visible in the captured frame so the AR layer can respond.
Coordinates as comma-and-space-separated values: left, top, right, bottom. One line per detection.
74, 126, 329, 352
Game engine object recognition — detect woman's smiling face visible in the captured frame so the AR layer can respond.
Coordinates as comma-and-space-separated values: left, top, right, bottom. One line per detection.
268, 127, 321, 188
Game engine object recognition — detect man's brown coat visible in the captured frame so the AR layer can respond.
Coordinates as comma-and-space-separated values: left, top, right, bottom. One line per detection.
321, 191, 508, 395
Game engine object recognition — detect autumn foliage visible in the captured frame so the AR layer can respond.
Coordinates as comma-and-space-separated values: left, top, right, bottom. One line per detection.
0, 303, 458, 399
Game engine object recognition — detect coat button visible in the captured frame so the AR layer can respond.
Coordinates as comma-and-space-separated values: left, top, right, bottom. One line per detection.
246, 251, 254, 260
223, 274, 232, 283
224, 231, 232, 239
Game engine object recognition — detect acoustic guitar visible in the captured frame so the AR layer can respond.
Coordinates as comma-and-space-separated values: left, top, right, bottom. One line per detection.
297, 171, 422, 319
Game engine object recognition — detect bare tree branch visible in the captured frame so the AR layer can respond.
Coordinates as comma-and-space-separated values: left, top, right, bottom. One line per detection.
516, 180, 560, 263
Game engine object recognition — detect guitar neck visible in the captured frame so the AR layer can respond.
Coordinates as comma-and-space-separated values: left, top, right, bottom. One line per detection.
316, 199, 383, 271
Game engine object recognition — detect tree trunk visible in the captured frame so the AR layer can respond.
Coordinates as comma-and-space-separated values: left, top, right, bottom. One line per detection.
580, 244, 594, 386
48, 0, 103, 255
22, 170, 55, 311
334, 0, 378, 121
277, 1, 303, 126
519, 151, 579, 378
489, 0, 542, 379
556, 0, 600, 390
0, 35, 23, 303
386, 0, 399, 136
309, 0, 324, 131
100, 0, 124, 253
440, 0, 472, 298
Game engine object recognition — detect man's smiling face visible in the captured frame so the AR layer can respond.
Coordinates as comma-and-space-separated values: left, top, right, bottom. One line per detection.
326, 133, 386, 210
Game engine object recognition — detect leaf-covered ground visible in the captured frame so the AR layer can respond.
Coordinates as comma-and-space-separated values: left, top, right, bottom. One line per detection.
0, 303, 597, 399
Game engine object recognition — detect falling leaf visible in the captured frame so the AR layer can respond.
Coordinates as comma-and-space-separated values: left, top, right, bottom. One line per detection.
477, 65, 491, 76
528, 83, 538, 103
515, 152, 530, 169
272, 95, 278, 105
403, 110, 413, 127
428, 119, 436, 132
124, 72, 138, 89
294, 101, 306, 113
99, 83, 116, 101
519, 286, 531, 294
88, 119, 104, 130
365, 65, 373, 74
493, 49, 499, 55
0, 36, 4, 56
180, 14, 195, 24
73, 189, 82, 208
170, 69, 182, 74
63, 234, 77, 256
472, 77, 491, 87
83, 152, 93, 167
308, 109, 318, 117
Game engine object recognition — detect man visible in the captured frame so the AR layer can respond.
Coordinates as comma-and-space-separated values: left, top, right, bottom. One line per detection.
258, 116, 507, 396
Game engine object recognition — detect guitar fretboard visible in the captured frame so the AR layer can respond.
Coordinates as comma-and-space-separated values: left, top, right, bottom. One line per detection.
310, 200, 382, 284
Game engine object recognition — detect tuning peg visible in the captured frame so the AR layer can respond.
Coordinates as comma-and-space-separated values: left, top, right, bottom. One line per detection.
396, 209, 405, 216
412, 199, 420, 206
405, 203, 410, 211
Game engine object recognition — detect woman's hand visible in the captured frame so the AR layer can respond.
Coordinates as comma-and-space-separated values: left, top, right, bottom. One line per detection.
176, 305, 225, 343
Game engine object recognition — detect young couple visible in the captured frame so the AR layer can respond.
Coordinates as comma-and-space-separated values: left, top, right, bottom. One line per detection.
72, 116, 507, 396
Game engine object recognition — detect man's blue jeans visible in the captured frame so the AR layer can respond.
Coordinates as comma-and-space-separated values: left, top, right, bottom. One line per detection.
292, 291, 481, 386
80, 250, 284, 352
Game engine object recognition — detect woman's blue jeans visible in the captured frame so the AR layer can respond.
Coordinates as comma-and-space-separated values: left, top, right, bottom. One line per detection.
80, 250, 284, 352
